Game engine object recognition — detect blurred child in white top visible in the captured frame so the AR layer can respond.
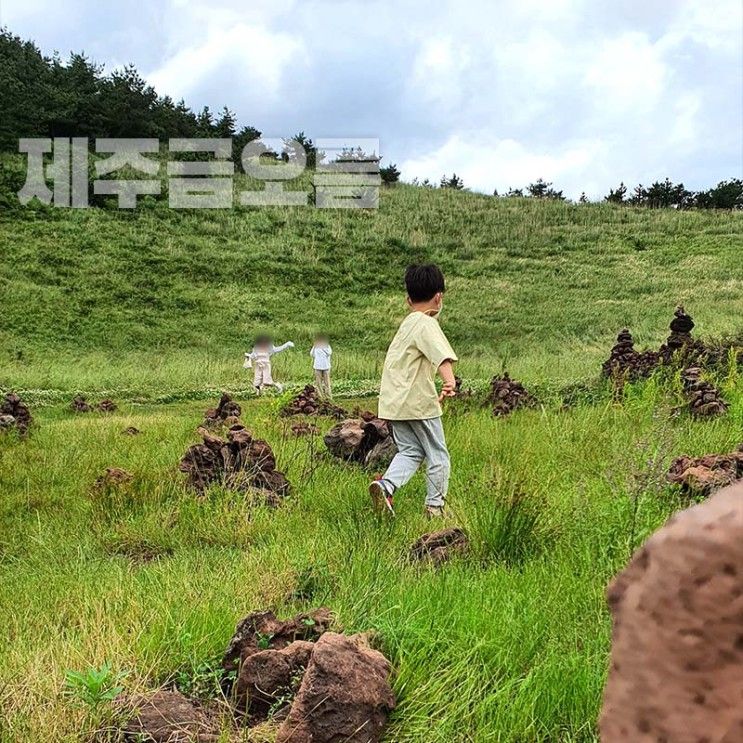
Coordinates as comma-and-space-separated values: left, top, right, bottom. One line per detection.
245, 334, 294, 393
310, 334, 332, 398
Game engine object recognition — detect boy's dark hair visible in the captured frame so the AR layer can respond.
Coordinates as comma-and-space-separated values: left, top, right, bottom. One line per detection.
254, 334, 272, 346
405, 263, 446, 302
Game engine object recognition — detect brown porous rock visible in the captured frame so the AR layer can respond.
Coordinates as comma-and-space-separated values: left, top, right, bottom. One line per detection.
71, 395, 93, 413
290, 421, 319, 437
680, 366, 728, 418
222, 608, 334, 680
487, 373, 537, 416
202, 393, 242, 429
96, 398, 118, 413
658, 305, 706, 364
94, 467, 134, 490
179, 425, 290, 501
409, 528, 469, 566
234, 640, 315, 719
280, 385, 347, 419
122, 689, 218, 742
601, 329, 659, 381
324, 415, 397, 467
276, 632, 396, 743
600, 480, 743, 743
668, 444, 743, 497
0, 392, 33, 436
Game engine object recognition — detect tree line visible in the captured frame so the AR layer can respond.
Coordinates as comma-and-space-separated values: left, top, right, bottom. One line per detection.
0, 28, 260, 153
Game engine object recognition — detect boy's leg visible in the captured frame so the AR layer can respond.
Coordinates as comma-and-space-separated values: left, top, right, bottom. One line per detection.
410, 417, 450, 508
314, 369, 325, 395
323, 370, 331, 398
253, 366, 263, 393
380, 421, 425, 491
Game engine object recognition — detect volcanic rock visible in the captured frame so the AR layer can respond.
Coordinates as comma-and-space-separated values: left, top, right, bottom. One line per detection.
202, 393, 242, 429
290, 421, 319, 437
0, 392, 32, 436
600, 480, 743, 743
410, 528, 469, 566
97, 398, 118, 413
281, 385, 347, 419
94, 467, 134, 490
122, 689, 217, 742
179, 425, 290, 501
668, 444, 743, 497
324, 416, 397, 466
275, 632, 396, 743
680, 366, 728, 418
658, 305, 706, 364
601, 329, 659, 381
222, 608, 334, 679
487, 373, 536, 416
71, 395, 93, 413
235, 640, 315, 718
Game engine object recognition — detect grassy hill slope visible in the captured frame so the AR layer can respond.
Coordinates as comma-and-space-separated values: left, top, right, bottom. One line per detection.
1, 185, 741, 397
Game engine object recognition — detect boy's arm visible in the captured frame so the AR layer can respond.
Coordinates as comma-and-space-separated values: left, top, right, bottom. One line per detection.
437, 360, 457, 402
270, 341, 295, 355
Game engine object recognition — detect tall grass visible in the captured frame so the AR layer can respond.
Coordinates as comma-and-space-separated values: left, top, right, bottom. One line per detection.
0, 376, 740, 741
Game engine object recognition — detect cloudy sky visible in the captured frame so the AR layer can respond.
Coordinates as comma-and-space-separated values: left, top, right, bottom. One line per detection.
3, 0, 741, 197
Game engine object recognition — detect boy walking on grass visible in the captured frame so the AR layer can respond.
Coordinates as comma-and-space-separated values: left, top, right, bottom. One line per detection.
369, 264, 458, 518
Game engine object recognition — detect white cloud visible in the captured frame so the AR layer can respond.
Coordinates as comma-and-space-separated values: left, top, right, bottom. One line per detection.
583, 32, 666, 113
148, 22, 305, 104
401, 135, 605, 195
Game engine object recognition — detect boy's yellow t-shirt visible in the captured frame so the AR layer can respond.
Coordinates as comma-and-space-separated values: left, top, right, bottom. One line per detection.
378, 311, 458, 421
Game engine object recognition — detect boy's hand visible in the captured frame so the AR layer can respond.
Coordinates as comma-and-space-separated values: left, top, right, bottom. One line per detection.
437, 359, 457, 402
438, 380, 456, 402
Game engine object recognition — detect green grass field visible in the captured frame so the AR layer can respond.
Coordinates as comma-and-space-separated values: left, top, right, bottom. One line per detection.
1, 186, 742, 741
2, 184, 742, 398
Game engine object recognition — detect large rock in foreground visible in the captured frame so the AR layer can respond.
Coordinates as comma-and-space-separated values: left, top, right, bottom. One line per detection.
600, 480, 743, 742
276, 632, 396, 743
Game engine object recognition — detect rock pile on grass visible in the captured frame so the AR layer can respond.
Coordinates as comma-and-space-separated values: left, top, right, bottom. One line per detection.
121, 607, 395, 741
667, 443, 743, 497
602, 306, 742, 383
680, 367, 728, 418
487, 373, 537, 416
658, 305, 705, 363
70, 395, 117, 413
0, 392, 32, 436
290, 421, 319, 437
280, 385, 347, 418
602, 329, 659, 381
410, 527, 469, 566
600, 480, 743, 742
179, 425, 291, 505
94, 467, 134, 490
202, 393, 242, 429
221, 608, 395, 741
324, 414, 397, 469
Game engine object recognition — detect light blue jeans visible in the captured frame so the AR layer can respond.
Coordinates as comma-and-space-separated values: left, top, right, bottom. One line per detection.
382, 417, 450, 507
